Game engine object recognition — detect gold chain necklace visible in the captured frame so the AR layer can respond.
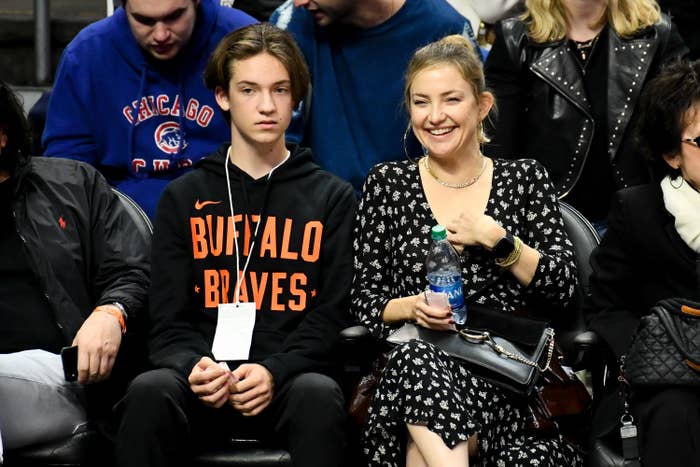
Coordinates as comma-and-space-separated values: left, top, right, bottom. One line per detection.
423, 156, 487, 189
574, 33, 599, 62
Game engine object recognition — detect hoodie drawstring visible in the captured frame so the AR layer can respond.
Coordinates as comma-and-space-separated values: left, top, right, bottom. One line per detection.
127, 66, 149, 179
174, 70, 187, 163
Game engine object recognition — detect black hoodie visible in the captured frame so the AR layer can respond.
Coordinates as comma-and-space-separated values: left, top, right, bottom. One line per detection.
148, 143, 356, 388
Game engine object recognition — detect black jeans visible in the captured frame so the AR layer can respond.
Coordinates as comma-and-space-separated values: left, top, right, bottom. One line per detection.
114, 368, 347, 467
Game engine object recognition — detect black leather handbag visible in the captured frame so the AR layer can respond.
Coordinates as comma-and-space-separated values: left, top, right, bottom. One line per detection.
625, 298, 700, 386
387, 307, 555, 395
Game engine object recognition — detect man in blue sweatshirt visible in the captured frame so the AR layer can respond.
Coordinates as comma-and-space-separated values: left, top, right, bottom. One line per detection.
271, 0, 478, 194
43, 0, 255, 219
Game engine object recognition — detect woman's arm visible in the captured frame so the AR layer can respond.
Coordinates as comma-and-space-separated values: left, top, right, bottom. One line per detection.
516, 161, 578, 307
351, 167, 452, 337
446, 161, 575, 305
350, 167, 400, 338
351, 167, 419, 338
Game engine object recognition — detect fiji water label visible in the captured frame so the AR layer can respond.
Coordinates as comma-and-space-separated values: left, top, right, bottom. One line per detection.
429, 275, 467, 324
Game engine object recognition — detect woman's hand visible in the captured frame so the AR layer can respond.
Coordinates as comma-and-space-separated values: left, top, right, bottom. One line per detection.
383, 294, 454, 331
414, 292, 455, 332
446, 211, 505, 252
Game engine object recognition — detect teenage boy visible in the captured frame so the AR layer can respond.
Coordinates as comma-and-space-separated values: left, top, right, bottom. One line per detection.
115, 23, 355, 467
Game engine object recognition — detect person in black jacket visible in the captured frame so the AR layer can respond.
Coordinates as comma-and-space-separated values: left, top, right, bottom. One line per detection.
586, 60, 700, 467
484, 0, 687, 231
115, 23, 356, 467
0, 81, 150, 457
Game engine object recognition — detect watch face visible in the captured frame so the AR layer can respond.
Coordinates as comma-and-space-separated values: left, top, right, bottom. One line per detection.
494, 234, 515, 259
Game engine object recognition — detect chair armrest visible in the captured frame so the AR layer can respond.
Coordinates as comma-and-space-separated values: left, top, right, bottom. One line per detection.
339, 325, 381, 376
571, 330, 608, 370
340, 325, 372, 343
573, 330, 602, 350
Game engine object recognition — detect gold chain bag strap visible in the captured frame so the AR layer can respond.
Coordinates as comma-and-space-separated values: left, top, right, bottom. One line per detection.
385, 305, 591, 442
458, 327, 591, 446
458, 328, 556, 372
387, 321, 554, 395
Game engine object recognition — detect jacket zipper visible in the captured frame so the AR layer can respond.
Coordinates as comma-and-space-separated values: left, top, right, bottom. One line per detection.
12, 209, 64, 334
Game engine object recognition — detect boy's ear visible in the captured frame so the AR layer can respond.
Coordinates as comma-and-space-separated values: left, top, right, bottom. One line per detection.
214, 86, 230, 112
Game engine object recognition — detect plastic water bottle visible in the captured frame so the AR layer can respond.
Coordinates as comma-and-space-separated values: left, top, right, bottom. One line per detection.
426, 225, 467, 325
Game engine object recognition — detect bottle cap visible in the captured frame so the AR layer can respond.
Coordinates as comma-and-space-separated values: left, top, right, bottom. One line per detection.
431, 225, 447, 241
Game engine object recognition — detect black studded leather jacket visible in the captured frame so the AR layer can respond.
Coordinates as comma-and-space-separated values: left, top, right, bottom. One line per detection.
484, 14, 687, 201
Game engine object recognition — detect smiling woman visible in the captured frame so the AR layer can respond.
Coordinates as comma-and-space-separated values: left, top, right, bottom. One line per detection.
352, 34, 582, 467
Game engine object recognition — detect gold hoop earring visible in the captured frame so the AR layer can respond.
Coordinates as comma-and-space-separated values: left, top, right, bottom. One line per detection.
402, 123, 411, 160
477, 120, 492, 146
403, 123, 421, 163
670, 176, 684, 189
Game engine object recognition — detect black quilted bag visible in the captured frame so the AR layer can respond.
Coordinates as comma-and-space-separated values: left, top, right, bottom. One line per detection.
625, 298, 700, 386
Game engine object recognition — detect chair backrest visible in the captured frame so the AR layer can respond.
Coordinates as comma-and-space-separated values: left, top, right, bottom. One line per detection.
558, 201, 600, 298
555, 201, 601, 358
112, 188, 153, 236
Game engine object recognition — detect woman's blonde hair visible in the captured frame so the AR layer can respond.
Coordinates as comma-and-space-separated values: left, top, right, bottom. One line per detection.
524, 0, 661, 43
404, 35, 492, 144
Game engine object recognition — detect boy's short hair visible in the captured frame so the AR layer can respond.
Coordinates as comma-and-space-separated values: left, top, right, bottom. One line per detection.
204, 23, 310, 121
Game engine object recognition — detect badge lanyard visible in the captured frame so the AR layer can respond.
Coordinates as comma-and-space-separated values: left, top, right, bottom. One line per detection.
223, 146, 290, 305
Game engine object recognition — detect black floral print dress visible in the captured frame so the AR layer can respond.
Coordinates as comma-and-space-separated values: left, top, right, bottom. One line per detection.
351, 158, 584, 466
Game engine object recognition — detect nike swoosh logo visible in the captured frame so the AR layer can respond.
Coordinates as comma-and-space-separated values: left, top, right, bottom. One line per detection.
194, 199, 223, 210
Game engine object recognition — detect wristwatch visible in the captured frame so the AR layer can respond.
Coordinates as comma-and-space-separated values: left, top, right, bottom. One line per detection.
493, 232, 516, 260
112, 301, 128, 322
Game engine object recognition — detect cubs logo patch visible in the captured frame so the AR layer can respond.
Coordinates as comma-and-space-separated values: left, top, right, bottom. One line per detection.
154, 121, 188, 154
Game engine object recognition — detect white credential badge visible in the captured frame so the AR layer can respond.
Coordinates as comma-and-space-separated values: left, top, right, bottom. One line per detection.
212, 302, 256, 361
210, 147, 290, 362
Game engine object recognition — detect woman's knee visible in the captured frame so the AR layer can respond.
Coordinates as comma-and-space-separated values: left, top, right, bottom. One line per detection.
384, 340, 447, 383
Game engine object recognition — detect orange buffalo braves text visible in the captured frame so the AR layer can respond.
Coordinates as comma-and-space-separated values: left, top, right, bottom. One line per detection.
190, 214, 323, 311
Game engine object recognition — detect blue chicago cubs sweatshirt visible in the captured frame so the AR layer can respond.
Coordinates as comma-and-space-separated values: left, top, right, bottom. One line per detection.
43, 0, 255, 218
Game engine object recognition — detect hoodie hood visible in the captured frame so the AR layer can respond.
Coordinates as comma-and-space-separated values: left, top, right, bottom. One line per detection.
198, 143, 321, 185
